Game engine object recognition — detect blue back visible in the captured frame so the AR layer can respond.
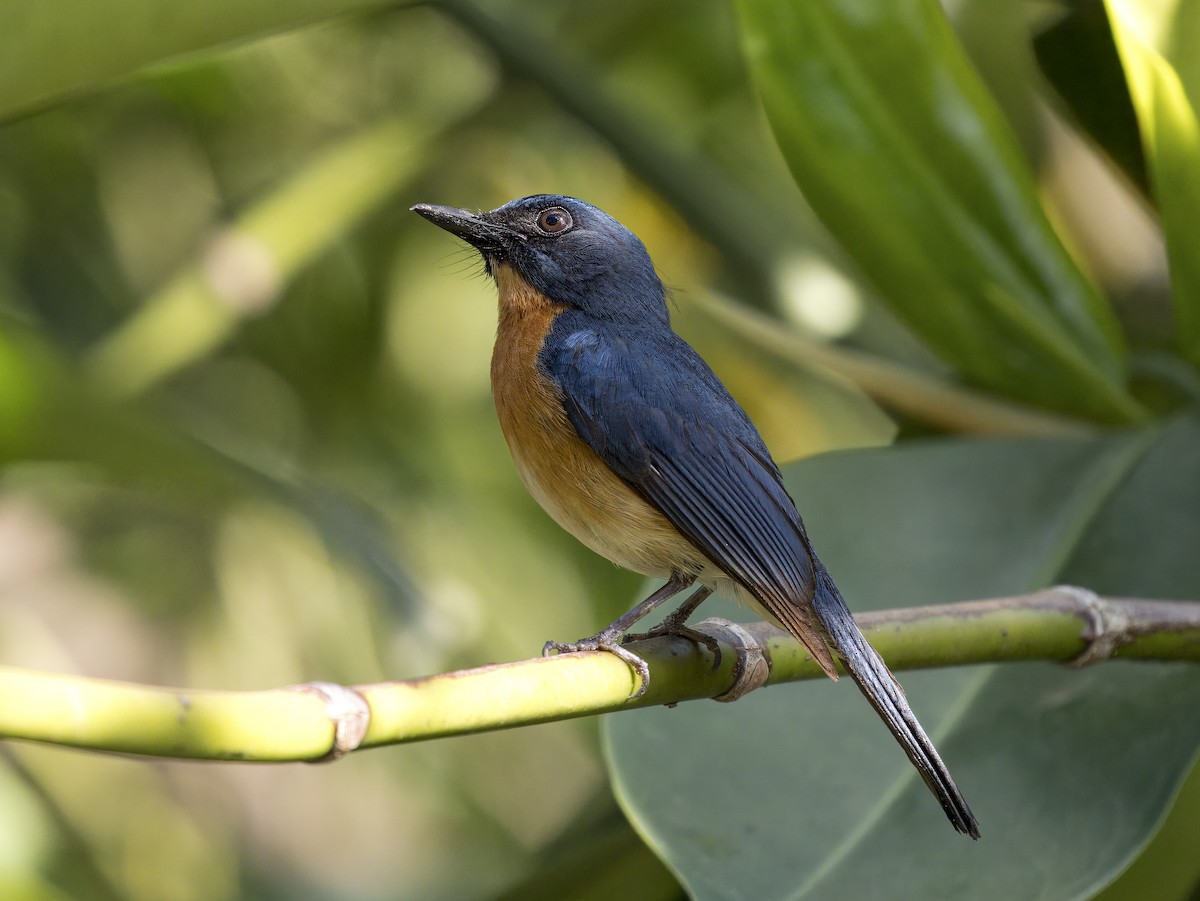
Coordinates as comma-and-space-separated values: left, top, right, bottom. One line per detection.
540, 308, 819, 611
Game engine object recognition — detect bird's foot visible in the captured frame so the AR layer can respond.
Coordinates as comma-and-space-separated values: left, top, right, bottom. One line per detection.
622, 615, 722, 673
542, 632, 651, 699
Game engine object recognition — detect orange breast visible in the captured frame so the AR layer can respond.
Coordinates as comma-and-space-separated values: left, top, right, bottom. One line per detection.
489, 264, 706, 580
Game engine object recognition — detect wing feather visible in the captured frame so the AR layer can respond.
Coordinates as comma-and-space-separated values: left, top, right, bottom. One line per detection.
544, 319, 834, 671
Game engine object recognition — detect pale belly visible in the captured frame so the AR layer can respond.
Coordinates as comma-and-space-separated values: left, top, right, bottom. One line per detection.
495, 369, 710, 582
510, 432, 782, 628
504, 412, 787, 632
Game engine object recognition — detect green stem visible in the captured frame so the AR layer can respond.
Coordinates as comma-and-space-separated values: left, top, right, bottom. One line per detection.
693, 290, 1097, 437
0, 588, 1195, 761
84, 115, 436, 397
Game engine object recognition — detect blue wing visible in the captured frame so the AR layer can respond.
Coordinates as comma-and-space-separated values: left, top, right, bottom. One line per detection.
541, 314, 827, 651
542, 314, 980, 836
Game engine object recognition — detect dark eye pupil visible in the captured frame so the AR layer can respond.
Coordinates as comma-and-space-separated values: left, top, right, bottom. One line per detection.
539, 208, 572, 233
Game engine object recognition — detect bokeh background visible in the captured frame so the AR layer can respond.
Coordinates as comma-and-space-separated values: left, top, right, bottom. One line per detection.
0, 1, 1196, 898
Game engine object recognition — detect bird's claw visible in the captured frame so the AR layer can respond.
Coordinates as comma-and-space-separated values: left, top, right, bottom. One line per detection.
542, 634, 651, 699
622, 621, 723, 673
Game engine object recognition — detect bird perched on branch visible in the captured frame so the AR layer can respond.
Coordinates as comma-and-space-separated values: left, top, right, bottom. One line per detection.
413, 194, 979, 839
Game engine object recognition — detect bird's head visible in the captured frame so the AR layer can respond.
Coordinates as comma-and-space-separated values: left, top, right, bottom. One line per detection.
411, 195, 667, 324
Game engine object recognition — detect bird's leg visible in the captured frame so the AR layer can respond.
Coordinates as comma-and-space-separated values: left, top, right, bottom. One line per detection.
621, 586, 722, 670
542, 574, 694, 698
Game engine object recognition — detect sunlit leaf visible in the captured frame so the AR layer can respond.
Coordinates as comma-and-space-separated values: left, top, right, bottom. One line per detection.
1106, 0, 1200, 365
734, 0, 1142, 423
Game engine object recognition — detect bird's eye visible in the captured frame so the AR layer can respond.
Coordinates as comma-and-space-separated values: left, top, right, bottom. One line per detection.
537, 207, 573, 235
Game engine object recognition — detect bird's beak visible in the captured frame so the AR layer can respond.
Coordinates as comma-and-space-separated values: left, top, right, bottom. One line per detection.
410, 203, 519, 254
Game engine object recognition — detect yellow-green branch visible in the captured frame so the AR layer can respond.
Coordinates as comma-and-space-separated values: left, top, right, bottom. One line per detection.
0, 587, 1196, 761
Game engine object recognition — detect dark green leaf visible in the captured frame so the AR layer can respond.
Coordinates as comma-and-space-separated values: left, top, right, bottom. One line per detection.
607, 416, 1200, 899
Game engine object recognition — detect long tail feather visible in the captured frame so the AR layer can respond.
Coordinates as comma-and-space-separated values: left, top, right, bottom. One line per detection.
811, 566, 980, 839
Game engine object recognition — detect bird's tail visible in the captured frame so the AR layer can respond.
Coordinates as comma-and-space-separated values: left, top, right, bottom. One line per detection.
811, 565, 980, 839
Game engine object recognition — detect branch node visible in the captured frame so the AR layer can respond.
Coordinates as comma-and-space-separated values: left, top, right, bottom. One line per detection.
290, 681, 371, 761
1061, 585, 1133, 667
695, 617, 770, 702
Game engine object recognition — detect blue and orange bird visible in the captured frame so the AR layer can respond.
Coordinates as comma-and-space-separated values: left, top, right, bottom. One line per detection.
413, 195, 979, 839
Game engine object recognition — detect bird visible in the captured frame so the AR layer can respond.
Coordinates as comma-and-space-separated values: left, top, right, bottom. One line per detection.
412, 194, 979, 839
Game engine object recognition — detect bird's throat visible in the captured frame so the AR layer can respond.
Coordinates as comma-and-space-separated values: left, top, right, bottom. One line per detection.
493, 262, 558, 318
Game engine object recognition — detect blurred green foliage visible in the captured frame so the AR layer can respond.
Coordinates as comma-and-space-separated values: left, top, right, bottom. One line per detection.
0, 0, 1197, 898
